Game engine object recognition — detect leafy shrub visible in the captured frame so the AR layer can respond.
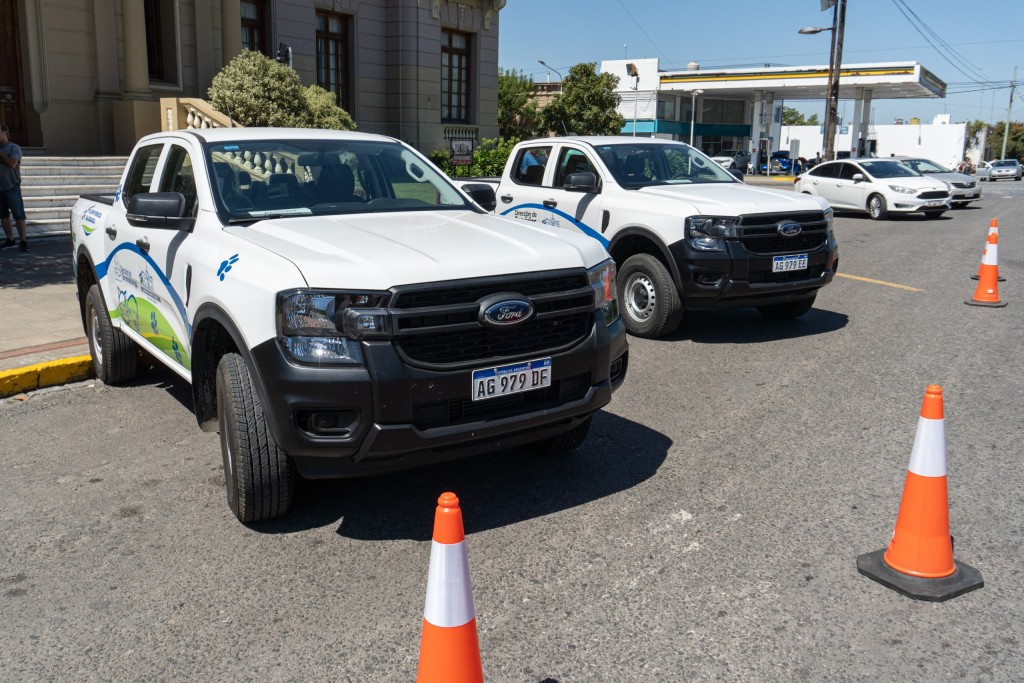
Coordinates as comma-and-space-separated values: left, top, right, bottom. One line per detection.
208, 50, 356, 130
430, 137, 518, 178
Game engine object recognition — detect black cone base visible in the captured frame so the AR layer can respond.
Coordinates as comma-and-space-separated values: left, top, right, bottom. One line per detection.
964, 299, 1008, 307
857, 549, 984, 602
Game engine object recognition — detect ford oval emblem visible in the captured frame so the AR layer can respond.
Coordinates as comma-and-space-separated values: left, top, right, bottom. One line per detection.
778, 221, 802, 237
479, 294, 533, 329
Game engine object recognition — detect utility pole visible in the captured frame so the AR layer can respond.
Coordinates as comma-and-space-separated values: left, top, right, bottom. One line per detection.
824, 0, 847, 161
1001, 65, 1017, 160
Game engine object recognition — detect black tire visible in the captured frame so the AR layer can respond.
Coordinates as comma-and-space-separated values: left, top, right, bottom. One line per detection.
618, 253, 683, 338
216, 353, 294, 522
756, 293, 816, 320
867, 194, 888, 220
924, 210, 945, 219
85, 284, 138, 384
536, 416, 592, 455
952, 202, 969, 209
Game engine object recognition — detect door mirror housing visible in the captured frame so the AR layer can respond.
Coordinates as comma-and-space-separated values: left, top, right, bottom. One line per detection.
729, 168, 745, 181
564, 171, 599, 193
126, 192, 196, 231
852, 173, 865, 182
460, 183, 497, 212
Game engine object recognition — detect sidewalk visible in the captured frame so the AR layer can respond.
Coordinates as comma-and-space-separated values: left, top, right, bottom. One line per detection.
0, 234, 93, 395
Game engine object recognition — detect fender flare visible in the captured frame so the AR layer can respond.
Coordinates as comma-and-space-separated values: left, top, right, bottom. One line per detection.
607, 226, 684, 290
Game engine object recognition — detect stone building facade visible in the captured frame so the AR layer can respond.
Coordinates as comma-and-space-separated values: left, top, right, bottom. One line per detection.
2, 0, 503, 155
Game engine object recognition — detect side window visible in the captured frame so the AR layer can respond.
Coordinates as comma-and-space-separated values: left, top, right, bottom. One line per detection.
512, 145, 551, 186
810, 163, 838, 179
839, 164, 861, 180
122, 144, 163, 204
555, 148, 595, 186
158, 145, 199, 215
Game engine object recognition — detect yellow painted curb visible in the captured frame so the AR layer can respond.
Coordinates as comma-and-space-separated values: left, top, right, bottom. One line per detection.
0, 356, 95, 398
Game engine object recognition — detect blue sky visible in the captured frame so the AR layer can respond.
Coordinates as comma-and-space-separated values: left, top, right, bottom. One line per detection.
497, 0, 1023, 125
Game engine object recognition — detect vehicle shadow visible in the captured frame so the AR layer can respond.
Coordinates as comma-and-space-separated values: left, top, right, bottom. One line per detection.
0, 235, 76, 289
664, 306, 849, 344
254, 411, 671, 539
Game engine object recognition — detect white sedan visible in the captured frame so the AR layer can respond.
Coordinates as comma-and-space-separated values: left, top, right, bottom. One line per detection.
793, 158, 951, 220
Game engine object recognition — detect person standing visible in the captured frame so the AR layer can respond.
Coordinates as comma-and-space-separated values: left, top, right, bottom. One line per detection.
0, 123, 28, 251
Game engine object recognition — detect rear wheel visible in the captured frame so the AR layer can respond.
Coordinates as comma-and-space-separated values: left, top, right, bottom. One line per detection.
85, 284, 138, 384
618, 253, 683, 338
756, 293, 816, 320
867, 194, 888, 220
217, 353, 294, 523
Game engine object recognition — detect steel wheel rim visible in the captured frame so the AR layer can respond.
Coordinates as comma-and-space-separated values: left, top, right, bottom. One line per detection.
90, 310, 104, 367
625, 273, 657, 322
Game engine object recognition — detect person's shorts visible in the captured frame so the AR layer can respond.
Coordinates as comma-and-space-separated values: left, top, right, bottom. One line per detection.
0, 185, 26, 221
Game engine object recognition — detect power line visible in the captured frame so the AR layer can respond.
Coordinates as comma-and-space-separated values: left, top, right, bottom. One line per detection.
891, 0, 999, 87
614, 0, 672, 64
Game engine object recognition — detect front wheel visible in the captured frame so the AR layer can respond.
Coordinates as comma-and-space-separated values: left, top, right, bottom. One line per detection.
756, 293, 816, 320
924, 210, 945, 219
867, 194, 888, 220
535, 416, 592, 456
618, 253, 683, 338
217, 353, 294, 523
85, 284, 138, 384
952, 202, 969, 209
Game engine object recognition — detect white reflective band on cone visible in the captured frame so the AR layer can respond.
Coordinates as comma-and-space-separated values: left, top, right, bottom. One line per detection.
423, 540, 475, 628
907, 416, 947, 477
983, 243, 998, 265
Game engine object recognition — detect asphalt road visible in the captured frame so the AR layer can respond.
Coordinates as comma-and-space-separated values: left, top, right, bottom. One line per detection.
2, 183, 1023, 682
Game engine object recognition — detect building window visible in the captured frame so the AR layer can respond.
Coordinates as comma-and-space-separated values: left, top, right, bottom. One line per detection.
441, 29, 471, 123
144, 0, 178, 85
241, 0, 266, 54
316, 11, 350, 109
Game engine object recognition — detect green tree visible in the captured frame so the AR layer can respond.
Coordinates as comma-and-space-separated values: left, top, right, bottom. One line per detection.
208, 50, 356, 130
541, 62, 625, 136
986, 121, 1024, 160
498, 68, 541, 140
782, 107, 820, 126
965, 120, 987, 152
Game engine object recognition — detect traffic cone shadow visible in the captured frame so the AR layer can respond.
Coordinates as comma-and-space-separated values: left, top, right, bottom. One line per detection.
965, 231, 1007, 307
857, 385, 984, 601
972, 219, 1005, 282
417, 492, 484, 683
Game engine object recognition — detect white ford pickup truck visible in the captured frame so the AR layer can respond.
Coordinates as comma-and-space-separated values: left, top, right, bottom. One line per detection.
459, 137, 839, 338
71, 128, 628, 522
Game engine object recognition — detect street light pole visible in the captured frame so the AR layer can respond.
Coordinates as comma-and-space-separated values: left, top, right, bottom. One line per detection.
799, 0, 847, 161
538, 60, 569, 135
689, 90, 704, 146
626, 63, 640, 136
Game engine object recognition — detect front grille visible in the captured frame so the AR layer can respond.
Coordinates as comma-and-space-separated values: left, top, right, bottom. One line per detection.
917, 191, 949, 200
412, 372, 591, 429
736, 211, 829, 255
951, 181, 975, 189
391, 270, 594, 368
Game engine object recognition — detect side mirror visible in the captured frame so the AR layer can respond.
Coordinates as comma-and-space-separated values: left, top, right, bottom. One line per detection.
564, 171, 599, 193
729, 168, 744, 181
460, 183, 497, 212
852, 173, 865, 182
126, 192, 195, 231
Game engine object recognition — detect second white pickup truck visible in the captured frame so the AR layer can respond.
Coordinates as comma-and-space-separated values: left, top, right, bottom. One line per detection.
459, 137, 839, 338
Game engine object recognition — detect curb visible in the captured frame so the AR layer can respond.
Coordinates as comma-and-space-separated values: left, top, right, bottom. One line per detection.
0, 356, 95, 398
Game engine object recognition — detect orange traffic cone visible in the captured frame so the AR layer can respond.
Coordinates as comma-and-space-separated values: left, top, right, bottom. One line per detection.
965, 231, 1007, 307
857, 385, 984, 601
417, 492, 483, 683
972, 218, 1005, 282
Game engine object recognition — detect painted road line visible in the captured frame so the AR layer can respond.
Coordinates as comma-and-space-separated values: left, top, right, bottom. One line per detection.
0, 356, 94, 398
836, 273, 923, 292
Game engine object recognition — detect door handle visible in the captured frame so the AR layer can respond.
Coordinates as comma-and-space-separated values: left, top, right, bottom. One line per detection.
135, 238, 150, 254
500, 194, 513, 204
542, 199, 558, 208
105, 226, 117, 239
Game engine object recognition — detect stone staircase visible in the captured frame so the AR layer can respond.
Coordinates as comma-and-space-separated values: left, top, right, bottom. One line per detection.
19, 157, 127, 238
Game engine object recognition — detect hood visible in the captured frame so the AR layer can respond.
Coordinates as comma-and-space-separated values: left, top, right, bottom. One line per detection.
224, 210, 609, 290
920, 171, 973, 184
877, 176, 950, 191
633, 183, 827, 215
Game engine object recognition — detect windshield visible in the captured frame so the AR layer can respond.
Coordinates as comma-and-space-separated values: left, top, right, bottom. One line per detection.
993, 160, 1018, 167
903, 158, 950, 173
595, 142, 737, 188
204, 138, 471, 221
860, 160, 920, 179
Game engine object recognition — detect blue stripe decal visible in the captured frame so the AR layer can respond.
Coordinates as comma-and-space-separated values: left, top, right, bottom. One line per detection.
500, 203, 610, 248
95, 242, 192, 338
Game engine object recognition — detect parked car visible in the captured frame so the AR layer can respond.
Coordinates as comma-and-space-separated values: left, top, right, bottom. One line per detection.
710, 149, 751, 171
893, 156, 981, 208
974, 160, 992, 182
759, 150, 792, 174
793, 158, 951, 220
989, 159, 1023, 181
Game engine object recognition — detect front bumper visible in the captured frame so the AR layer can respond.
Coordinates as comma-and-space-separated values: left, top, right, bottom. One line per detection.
247, 312, 628, 477
887, 197, 951, 212
667, 236, 839, 310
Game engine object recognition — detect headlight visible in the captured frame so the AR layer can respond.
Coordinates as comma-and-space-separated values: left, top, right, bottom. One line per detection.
685, 216, 740, 252
277, 290, 390, 365
588, 259, 619, 326
888, 185, 917, 195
